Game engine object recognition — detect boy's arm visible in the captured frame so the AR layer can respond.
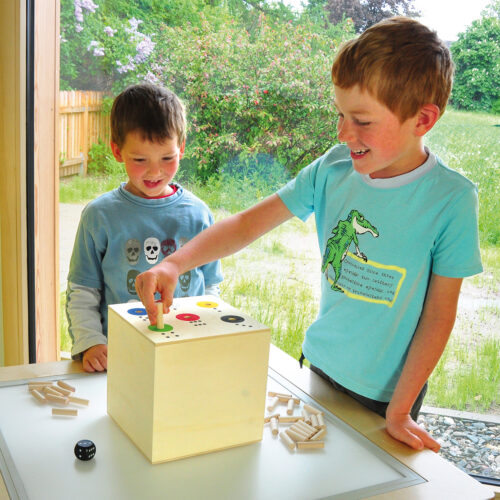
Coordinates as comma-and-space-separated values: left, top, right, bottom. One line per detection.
205, 283, 221, 296
136, 194, 293, 322
385, 273, 463, 452
66, 282, 108, 372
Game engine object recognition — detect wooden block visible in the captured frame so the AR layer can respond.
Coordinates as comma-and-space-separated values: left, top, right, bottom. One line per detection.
156, 302, 164, 329
297, 440, 324, 449
57, 380, 76, 392
107, 296, 271, 464
279, 431, 296, 451
68, 396, 89, 406
52, 408, 78, 417
30, 389, 46, 404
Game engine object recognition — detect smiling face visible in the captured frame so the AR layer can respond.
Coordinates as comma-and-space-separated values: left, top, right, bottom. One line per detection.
334, 85, 430, 179
111, 131, 185, 198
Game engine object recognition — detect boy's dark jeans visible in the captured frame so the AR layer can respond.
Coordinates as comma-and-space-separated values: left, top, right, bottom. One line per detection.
310, 364, 427, 422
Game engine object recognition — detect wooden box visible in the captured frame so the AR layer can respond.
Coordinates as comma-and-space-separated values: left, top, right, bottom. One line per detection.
107, 295, 270, 464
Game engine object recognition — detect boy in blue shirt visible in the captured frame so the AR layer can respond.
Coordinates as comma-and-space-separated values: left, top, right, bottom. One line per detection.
66, 83, 223, 372
135, 18, 482, 451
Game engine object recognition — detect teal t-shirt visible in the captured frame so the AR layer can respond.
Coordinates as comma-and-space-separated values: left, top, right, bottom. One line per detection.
277, 145, 482, 401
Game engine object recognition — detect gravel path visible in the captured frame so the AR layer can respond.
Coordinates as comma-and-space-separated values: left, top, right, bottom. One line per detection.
418, 412, 500, 480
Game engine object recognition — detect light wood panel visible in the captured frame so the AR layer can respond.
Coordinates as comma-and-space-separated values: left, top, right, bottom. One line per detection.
0, 0, 60, 365
0, 1, 29, 366
33, 0, 60, 362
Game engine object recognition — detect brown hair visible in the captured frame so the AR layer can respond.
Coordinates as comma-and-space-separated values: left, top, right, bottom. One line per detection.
331, 17, 454, 121
110, 83, 186, 147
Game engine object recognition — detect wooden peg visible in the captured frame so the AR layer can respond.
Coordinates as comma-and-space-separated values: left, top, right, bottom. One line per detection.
264, 413, 280, 423
267, 391, 292, 398
52, 408, 78, 417
286, 398, 295, 415
301, 407, 311, 424
277, 395, 301, 404
51, 386, 72, 397
297, 440, 324, 449
279, 431, 296, 451
277, 416, 305, 423
285, 428, 308, 443
310, 413, 319, 428
28, 381, 54, 390
288, 424, 310, 440
44, 386, 63, 397
45, 393, 69, 405
68, 396, 89, 406
266, 396, 279, 412
156, 302, 164, 329
295, 420, 317, 438
30, 389, 47, 404
310, 428, 327, 441
270, 416, 279, 436
317, 413, 326, 429
57, 380, 76, 392
303, 403, 322, 415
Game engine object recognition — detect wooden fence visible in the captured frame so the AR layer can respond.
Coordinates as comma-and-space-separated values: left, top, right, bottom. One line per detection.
59, 91, 110, 178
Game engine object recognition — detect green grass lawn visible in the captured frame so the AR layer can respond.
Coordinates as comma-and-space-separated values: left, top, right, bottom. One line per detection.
60, 108, 499, 413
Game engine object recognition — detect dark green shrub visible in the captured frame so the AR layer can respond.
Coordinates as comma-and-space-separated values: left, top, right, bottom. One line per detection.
450, 15, 500, 112
87, 139, 122, 176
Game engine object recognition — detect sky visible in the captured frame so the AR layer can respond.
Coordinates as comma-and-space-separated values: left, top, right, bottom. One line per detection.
413, 0, 492, 41
283, 0, 493, 41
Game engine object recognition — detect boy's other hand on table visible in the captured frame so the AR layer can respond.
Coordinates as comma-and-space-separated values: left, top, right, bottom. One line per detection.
82, 344, 108, 372
386, 411, 441, 452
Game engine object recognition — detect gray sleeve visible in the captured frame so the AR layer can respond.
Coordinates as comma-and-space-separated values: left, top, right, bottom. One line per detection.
205, 283, 220, 297
66, 282, 107, 360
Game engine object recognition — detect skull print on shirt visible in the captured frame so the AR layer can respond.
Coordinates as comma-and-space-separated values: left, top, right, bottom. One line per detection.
179, 270, 191, 295
125, 238, 141, 265
144, 237, 161, 264
161, 238, 176, 257
127, 269, 140, 295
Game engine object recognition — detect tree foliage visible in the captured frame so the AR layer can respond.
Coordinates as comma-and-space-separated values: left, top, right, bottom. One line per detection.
321, 0, 420, 33
450, 5, 500, 112
60, 0, 355, 179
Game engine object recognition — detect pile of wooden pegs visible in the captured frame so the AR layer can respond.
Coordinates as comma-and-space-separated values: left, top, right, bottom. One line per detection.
28, 380, 89, 417
264, 391, 327, 451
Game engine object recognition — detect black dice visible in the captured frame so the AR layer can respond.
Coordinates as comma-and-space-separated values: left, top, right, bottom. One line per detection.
74, 439, 96, 461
